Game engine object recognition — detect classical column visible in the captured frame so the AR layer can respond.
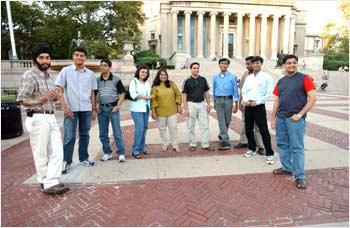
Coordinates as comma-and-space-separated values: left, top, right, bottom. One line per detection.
235, 12, 243, 59
283, 14, 290, 53
223, 12, 230, 58
160, 9, 169, 57
184, 10, 192, 57
271, 14, 279, 60
249, 12, 257, 56
172, 10, 179, 53
209, 12, 218, 59
197, 11, 205, 58
289, 14, 296, 54
260, 13, 268, 58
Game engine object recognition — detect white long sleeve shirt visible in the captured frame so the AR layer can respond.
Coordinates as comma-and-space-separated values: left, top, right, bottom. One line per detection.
241, 71, 274, 105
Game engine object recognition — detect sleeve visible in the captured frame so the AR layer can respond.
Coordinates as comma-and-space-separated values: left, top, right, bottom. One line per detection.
273, 85, 279, 96
304, 75, 315, 91
241, 79, 248, 102
203, 78, 210, 92
212, 76, 217, 97
55, 68, 66, 88
92, 74, 98, 91
129, 79, 138, 100
172, 82, 182, 105
116, 80, 127, 94
150, 86, 158, 109
182, 79, 188, 94
232, 75, 239, 102
95, 78, 99, 92
259, 75, 274, 103
17, 75, 35, 102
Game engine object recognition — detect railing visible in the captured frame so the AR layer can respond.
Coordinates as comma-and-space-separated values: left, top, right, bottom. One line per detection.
1, 60, 34, 70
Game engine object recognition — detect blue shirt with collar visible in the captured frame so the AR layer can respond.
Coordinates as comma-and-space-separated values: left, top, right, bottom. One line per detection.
213, 71, 239, 101
55, 64, 98, 112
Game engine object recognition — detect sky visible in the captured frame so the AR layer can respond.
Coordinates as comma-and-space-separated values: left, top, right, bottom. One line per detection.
296, 0, 342, 34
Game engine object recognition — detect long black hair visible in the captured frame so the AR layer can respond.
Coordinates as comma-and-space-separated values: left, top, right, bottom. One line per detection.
152, 68, 171, 88
134, 64, 150, 82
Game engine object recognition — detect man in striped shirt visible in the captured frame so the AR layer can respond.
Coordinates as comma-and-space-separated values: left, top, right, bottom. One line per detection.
96, 59, 127, 162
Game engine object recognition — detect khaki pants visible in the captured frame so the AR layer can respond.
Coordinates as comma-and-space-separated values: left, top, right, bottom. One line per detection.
239, 108, 264, 148
26, 114, 63, 189
186, 102, 210, 148
157, 114, 178, 146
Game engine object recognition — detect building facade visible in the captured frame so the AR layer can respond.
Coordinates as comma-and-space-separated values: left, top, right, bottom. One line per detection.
141, 0, 307, 66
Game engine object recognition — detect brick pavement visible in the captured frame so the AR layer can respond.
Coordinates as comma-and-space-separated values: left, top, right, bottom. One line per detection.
2, 92, 349, 226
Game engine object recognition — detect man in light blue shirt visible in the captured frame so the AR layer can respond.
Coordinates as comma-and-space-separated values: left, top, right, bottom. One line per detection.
56, 46, 98, 174
213, 58, 239, 150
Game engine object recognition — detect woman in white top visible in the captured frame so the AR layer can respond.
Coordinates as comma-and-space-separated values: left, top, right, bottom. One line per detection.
129, 65, 154, 159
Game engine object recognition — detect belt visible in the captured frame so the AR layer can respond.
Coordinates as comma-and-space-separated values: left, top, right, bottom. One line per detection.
100, 101, 118, 107
216, 96, 233, 99
26, 110, 54, 117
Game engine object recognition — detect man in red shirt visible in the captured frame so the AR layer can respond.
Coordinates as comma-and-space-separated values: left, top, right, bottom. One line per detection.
270, 54, 316, 189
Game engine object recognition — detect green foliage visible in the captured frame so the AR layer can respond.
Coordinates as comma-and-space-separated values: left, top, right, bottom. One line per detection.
1, 95, 17, 102
323, 51, 349, 70
134, 50, 167, 69
166, 65, 175, 69
1, 1, 145, 59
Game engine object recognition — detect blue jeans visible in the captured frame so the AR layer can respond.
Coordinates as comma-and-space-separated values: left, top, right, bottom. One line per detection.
63, 111, 92, 164
276, 117, 306, 179
98, 105, 125, 155
131, 111, 149, 154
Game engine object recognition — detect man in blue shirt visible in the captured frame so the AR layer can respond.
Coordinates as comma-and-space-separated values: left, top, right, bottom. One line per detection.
56, 47, 98, 174
213, 58, 239, 150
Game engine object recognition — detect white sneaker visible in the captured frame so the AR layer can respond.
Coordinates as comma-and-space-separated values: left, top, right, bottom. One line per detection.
118, 155, 126, 162
173, 145, 180, 152
161, 145, 168, 152
244, 150, 257, 157
101, 154, 113, 162
266, 156, 274, 165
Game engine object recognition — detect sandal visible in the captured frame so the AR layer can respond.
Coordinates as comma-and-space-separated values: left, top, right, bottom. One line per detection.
296, 179, 307, 189
273, 168, 292, 175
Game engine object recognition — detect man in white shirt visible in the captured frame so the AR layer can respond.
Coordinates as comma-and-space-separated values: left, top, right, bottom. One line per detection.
241, 56, 275, 164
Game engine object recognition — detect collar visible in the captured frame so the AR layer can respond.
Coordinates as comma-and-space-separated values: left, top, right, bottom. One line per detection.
100, 72, 113, 81
32, 67, 50, 78
73, 64, 87, 72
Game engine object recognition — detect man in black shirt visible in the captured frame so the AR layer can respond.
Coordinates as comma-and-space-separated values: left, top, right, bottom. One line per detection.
182, 62, 214, 151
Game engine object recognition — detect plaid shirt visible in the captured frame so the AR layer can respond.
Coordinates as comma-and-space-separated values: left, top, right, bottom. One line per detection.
17, 67, 56, 111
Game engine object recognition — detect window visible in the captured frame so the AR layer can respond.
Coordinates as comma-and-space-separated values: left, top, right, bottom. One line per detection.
151, 33, 155, 40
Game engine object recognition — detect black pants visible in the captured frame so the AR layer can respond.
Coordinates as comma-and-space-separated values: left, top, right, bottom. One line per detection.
244, 104, 274, 156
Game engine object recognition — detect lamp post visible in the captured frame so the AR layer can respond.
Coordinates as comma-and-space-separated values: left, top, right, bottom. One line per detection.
6, 0, 18, 60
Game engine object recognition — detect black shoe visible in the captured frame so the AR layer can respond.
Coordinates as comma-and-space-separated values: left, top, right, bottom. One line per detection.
43, 184, 70, 195
218, 135, 223, 141
142, 150, 148, 155
257, 148, 265, 155
296, 179, 307, 189
234, 143, 248, 149
132, 153, 142, 159
189, 146, 196, 151
218, 142, 231, 150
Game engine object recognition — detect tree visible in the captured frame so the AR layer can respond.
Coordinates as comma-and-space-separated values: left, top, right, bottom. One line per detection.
1, 1, 145, 59
320, 0, 349, 53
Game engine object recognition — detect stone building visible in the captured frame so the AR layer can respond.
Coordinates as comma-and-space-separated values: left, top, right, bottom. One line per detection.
141, 0, 307, 68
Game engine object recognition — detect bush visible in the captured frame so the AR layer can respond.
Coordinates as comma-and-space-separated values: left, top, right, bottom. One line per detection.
166, 65, 175, 69
323, 51, 349, 70
134, 49, 167, 69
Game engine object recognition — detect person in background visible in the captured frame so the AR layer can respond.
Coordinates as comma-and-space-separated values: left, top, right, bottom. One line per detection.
151, 69, 182, 152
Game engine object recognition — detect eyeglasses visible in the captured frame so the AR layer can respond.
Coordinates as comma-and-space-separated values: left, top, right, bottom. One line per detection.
100, 64, 109, 67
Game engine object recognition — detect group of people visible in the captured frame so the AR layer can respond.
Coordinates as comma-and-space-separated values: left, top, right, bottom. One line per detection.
17, 43, 316, 195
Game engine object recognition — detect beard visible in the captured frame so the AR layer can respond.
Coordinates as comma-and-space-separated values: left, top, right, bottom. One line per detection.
36, 61, 51, 71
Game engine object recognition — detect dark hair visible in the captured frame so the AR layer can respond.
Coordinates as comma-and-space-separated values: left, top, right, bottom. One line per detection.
134, 64, 150, 82
72, 46, 87, 56
245, 56, 254, 61
152, 69, 171, 88
283, 54, 298, 64
218, 58, 230, 65
190, 62, 200, 69
251, 56, 264, 63
100, 59, 112, 67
